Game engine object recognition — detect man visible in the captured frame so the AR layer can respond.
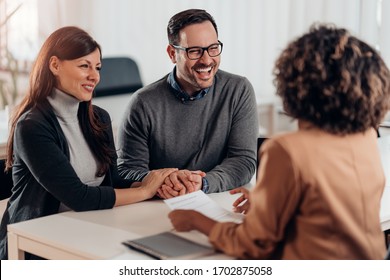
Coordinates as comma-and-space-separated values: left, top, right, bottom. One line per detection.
117, 9, 259, 198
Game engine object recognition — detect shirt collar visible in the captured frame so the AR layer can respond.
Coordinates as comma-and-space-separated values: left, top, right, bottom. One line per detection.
167, 67, 210, 103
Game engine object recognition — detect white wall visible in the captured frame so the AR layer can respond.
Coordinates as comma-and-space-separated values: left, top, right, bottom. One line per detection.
34, 0, 390, 101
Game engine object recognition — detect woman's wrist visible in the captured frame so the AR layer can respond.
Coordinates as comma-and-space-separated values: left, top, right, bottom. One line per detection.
138, 183, 152, 199
130, 181, 142, 188
191, 211, 216, 236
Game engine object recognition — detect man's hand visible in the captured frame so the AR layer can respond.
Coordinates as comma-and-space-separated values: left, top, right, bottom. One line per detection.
157, 169, 206, 199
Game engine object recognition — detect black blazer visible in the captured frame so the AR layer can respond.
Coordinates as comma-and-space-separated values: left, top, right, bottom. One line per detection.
0, 100, 134, 259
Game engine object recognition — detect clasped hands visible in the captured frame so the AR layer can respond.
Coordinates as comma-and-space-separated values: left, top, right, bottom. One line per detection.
156, 169, 206, 199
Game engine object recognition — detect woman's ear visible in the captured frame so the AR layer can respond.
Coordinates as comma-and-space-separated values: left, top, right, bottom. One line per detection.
49, 56, 60, 75
167, 45, 177, 64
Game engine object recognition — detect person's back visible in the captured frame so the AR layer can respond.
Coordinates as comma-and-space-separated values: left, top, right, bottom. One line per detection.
259, 127, 385, 259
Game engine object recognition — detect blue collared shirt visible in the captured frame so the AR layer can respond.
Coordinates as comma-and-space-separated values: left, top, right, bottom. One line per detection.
167, 68, 210, 103
167, 68, 210, 193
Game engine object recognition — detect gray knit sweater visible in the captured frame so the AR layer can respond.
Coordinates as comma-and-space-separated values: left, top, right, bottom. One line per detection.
117, 70, 259, 193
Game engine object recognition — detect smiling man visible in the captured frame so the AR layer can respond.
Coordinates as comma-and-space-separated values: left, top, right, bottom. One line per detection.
117, 9, 259, 198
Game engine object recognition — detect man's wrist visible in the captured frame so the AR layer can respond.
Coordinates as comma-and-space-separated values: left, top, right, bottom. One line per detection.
201, 177, 209, 193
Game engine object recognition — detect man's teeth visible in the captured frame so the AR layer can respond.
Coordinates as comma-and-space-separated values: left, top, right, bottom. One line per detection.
196, 66, 212, 72
84, 85, 93, 90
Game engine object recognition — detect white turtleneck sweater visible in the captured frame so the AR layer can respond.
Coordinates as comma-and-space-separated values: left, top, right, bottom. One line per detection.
48, 89, 105, 211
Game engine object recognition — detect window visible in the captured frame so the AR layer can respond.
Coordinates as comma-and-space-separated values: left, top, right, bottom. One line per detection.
0, 0, 38, 71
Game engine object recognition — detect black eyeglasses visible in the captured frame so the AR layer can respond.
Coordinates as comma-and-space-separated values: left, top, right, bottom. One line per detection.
172, 40, 223, 60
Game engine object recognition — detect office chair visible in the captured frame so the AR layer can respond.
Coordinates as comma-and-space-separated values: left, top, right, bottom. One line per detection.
385, 244, 390, 260
94, 57, 143, 97
0, 159, 12, 200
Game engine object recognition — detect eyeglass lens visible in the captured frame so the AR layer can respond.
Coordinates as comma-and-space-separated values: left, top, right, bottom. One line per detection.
187, 43, 222, 59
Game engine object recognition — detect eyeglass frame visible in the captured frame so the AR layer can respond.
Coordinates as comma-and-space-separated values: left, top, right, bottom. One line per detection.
171, 40, 223, 60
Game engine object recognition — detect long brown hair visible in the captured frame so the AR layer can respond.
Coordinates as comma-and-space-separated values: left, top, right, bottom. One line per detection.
6, 26, 115, 175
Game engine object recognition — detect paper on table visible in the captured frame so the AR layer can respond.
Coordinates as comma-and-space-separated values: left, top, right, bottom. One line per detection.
164, 190, 244, 223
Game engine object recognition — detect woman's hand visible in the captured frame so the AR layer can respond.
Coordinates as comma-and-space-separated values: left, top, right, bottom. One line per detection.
168, 209, 197, 231
140, 168, 178, 199
230, 187, 251, 214
114, 168, 178, 206
130, 182, 142, 188
168, 209, 216, 236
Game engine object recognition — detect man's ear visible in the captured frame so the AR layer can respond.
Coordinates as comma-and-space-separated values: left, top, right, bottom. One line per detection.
49, 56, 60, 75
167, 45, 177, 64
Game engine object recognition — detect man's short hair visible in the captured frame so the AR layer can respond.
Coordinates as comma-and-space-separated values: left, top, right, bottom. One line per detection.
167, 9, 218, 45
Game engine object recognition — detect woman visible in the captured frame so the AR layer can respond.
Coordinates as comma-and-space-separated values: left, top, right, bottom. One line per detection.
169, 24, 390, 259
0, 26, 176, 259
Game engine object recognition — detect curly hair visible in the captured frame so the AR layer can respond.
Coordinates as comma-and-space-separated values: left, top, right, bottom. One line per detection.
274, 24, 390, 134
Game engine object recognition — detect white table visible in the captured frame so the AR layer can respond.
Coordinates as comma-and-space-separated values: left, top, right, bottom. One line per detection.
7, 192, 239, 260
7, 187, 390, 260
7, 136, 390, 260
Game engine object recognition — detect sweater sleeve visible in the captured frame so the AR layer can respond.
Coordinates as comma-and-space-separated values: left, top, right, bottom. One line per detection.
205, 77, 259, 192
14, 115, 116, 211
208, 139, 300, 259
117, 92, 150, 181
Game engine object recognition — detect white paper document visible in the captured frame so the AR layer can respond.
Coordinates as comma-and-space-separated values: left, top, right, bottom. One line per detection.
164, 190, 244, 223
